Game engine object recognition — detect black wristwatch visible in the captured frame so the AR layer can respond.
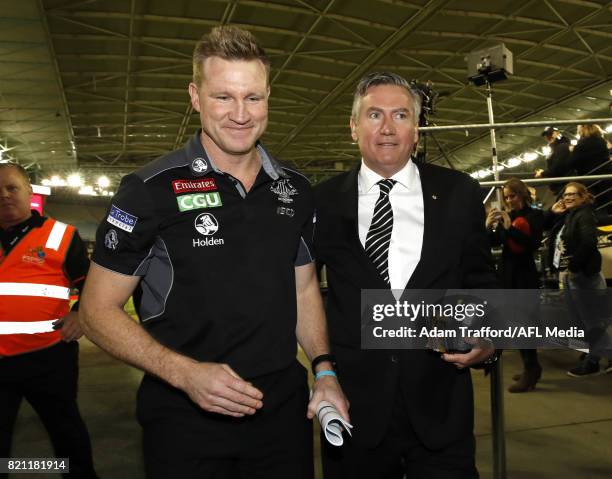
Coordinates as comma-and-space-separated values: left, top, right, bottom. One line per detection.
311, 354, 337, 374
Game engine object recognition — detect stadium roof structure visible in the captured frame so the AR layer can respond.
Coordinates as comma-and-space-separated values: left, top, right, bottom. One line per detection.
1, 0, 610, 183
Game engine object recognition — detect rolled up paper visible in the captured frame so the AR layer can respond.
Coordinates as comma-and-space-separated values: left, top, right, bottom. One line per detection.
316, 400, 353, 446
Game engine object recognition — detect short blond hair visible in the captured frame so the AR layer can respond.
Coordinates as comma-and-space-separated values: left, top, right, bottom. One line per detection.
192, 25, 270, 87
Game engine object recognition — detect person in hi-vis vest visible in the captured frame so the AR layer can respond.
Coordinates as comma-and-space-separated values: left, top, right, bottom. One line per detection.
0, 163, 98, 479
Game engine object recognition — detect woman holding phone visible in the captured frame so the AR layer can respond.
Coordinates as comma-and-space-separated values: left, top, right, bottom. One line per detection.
487, 178, 544, 392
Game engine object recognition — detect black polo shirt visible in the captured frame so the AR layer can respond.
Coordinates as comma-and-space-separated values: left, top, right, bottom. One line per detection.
93, 131, 315, 379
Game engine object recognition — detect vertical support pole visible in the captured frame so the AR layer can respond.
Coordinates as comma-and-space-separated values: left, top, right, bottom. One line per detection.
485, 81, 503, 208
491, 358, 507, 479
485, 79, 507, 479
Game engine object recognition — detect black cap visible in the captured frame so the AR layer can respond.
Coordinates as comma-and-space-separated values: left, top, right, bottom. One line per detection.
541, 126, 558, 137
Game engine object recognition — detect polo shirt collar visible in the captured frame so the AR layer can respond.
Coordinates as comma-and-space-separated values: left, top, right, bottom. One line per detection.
185, 129, 288, 180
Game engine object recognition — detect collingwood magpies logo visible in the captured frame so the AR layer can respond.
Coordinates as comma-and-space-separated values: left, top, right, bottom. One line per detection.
270, 179, 298, 204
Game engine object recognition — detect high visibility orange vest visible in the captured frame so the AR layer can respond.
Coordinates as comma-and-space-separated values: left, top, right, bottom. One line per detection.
0, 218, 76, 356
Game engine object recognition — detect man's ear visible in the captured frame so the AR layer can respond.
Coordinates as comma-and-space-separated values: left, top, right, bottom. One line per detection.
350, 117, 358, 143
188, 83, 201, 113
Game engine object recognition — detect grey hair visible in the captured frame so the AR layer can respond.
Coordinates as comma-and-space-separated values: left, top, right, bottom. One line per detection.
351, 72, 422, 124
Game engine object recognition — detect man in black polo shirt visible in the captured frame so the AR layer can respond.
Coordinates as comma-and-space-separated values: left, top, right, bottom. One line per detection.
80, 26, 348, 479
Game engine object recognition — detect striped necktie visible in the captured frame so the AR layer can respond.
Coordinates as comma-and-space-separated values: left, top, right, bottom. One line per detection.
365, 179, 397, 284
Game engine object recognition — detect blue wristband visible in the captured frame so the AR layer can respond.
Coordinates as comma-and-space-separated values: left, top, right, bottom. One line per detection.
315, 370, 337, 380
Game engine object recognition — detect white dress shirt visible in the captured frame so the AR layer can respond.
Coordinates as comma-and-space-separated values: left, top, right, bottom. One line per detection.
358, 159, 424, 290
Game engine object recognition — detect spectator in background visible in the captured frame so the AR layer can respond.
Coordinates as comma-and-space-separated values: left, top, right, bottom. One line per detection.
547, 182, 610, 377
0, 163, 98, 479
486, 178, 544, 392
569, 124, 611, 215
535, 126, 572, 195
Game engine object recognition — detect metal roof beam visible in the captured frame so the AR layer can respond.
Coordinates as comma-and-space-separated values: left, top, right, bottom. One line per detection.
273, 0, 452, 157
47, 13, 190, 58
50, 11, 372, 49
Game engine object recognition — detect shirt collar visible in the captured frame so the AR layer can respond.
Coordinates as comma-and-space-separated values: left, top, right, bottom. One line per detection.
358, 158, 418, 193
185, 129, 288, 180
1, 210, 43, 231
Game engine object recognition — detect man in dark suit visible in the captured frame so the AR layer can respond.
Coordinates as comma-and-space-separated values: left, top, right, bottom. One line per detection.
314, 72, 498, 478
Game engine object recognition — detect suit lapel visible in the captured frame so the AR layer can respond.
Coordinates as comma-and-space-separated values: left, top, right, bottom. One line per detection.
341, 165, 389, 289
406, 161, 447, 289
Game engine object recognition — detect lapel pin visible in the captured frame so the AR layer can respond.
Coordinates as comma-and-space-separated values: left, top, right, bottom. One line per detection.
432, 194, 438, 200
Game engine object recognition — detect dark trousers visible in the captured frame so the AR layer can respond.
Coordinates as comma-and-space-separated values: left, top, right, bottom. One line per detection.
322, 381, 478, 479
139, 360, 313, 479
519, 349, 540, 370
0, 341, 98, 479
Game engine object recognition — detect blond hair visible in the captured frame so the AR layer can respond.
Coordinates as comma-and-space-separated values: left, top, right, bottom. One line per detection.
576, 124, 603, 139
192, 26, 270, 87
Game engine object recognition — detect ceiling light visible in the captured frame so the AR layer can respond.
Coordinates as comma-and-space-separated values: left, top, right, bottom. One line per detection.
50, 175, 65, 187
41, 179, 51, 186
605, 124, 612, 133
523, 152, 538, 162
78, 185, 95, 195
570, 139, 578, 146
67, 173, 82, 187
97, 176, 110, 188
477, 169, 492, 179
507, 157, 522, 168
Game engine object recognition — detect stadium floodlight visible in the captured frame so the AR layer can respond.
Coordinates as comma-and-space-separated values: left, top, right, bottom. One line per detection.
97, 176, 110, 188
507, 157, 522, 168
523, 152, 538, 162
67, 173, 82, 187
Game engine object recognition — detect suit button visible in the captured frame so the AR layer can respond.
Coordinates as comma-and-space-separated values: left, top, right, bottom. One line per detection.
390, 355, 398, 363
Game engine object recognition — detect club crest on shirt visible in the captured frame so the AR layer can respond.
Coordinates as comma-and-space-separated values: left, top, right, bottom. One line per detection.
105, 229, 119, 250
270, 179, 298, 204
22, 246, 46, 264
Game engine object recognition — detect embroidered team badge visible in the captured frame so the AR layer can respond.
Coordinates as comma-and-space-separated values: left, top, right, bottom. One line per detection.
270, 179, 298, 204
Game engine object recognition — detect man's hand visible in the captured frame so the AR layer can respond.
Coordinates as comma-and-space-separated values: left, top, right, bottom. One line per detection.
441, 346, 495, 369
53, 311, 84, 342
178, 362, 264, 418
307, 375, 350, 423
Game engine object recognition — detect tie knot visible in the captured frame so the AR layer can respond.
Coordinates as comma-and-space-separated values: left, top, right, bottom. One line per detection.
377, 179, 396, 196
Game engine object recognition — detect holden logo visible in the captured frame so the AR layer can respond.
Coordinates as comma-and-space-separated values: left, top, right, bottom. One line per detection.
194, 213, 219, 236
191, 157, 208, 173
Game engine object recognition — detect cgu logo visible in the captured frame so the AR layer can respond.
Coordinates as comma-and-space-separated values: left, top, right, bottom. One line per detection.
177, 192, 222, 212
